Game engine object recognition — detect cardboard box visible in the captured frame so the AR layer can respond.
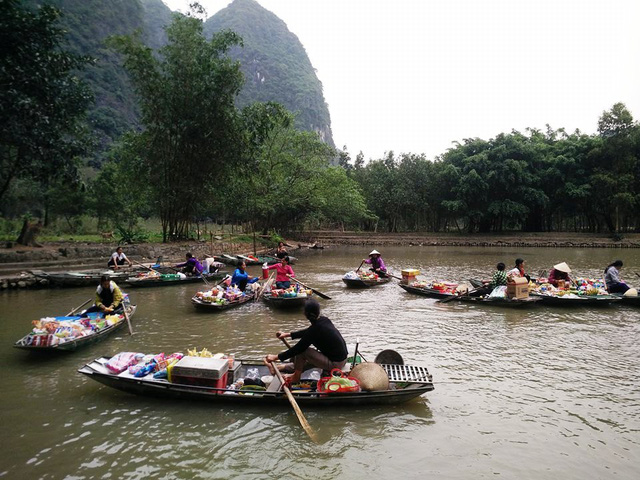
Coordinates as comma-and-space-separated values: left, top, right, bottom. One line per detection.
401, 268, 420, 285
169, 356, 229, 390
507, 277, 529, 299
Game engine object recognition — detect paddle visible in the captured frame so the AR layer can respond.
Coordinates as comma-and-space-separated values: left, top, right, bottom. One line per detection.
635, 272, 640, 279
256, 272, 275, 301
287, 274, 331, 300
355, 260, 365, 273
265, 336, 317, 443
438, 284, 484, 304
66, 298, 92, 316
122, 305, 134, 335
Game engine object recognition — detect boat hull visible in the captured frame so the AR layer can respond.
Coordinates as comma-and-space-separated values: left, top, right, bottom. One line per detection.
530, 293, 621, 306
343, 276, 392, 288
262, 294, 309, 308
455, 296, 541, 308
398, 284, 454, 299
191, 293, 255, 311
124, 272, 225, 288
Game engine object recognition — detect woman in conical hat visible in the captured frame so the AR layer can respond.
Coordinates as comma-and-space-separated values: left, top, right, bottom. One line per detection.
547, 262, 572, 287
362, 249, 387, 277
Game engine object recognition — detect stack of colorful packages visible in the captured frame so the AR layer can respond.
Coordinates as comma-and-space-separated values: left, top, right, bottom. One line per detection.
26, 314, 121, 347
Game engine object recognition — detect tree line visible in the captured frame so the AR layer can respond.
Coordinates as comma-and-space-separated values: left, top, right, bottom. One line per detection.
1, 1, 638, 242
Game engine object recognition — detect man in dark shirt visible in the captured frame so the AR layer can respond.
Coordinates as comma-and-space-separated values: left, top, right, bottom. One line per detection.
265, 299, 348, 383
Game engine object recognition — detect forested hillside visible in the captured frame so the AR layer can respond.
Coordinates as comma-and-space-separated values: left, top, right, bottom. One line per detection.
204, 0, 334, 147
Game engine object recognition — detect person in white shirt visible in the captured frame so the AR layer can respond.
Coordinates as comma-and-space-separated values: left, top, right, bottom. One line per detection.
107, 246, 132, 269
507, 258, 530, 282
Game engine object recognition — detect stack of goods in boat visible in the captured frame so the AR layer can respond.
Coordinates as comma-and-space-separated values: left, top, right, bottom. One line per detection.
414, 281, 458, 294
194, 284, 247, 306
268, 283, 311, 299
17, 312, 124, 348
533, 277, 608, 298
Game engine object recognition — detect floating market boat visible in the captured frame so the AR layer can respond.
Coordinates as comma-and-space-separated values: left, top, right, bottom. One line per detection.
530, 293, 622, 306
342, 271, 392, 288
191, 291, 256, 311
14, 302, 137, 352
262, 292, 311, 309
31, 268, 140, 288
78, 356, 434, 406
123, 272, 225, 288
217, 254, 297, 266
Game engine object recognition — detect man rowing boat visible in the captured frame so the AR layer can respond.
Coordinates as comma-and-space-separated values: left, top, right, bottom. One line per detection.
264, 299, 348, 384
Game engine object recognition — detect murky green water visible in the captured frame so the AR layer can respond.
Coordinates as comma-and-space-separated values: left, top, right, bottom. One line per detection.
0, 246, 638, 479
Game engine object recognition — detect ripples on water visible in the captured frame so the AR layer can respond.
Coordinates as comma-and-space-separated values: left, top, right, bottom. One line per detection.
0, 246, 638, 479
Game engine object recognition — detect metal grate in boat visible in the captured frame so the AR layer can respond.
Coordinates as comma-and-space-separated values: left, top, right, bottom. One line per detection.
382, 364, 432, 384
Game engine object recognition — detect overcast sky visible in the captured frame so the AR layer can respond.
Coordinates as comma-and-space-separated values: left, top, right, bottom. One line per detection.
162, 0, 640, 161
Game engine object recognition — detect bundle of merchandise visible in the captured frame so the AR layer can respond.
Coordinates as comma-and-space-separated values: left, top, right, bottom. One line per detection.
26, 313, 121, 347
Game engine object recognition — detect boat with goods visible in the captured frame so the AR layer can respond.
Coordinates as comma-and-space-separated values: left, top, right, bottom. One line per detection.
14, 298, 136, 352
78, 353, 434, 407
342, 271, 392, 288
123, 271, 225, 288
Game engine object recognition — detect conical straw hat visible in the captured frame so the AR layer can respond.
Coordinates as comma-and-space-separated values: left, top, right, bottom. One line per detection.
350, 362, 389, 391
553, 262, 572, 273
624, 288, 638, 297
369, 249, 380, 256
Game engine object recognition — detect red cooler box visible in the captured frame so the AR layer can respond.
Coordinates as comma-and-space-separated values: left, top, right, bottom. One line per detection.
168, 356, 229, 390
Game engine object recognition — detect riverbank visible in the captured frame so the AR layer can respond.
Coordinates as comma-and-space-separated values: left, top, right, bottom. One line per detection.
2, 231, 638, 289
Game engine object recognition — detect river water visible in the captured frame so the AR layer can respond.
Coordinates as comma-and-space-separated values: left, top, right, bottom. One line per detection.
0, 246, 638, 479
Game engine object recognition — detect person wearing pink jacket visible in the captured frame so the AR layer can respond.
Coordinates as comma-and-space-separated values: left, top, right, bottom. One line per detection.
267, 256, 295, 288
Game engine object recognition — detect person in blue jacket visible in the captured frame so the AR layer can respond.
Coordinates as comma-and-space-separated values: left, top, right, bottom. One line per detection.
231, 261, 259, 291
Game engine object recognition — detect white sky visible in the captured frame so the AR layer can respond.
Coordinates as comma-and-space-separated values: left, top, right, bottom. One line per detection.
162, 0, 640, 161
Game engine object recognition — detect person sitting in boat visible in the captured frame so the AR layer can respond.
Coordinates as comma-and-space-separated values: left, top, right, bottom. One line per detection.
547, 262, 572, 288
264, 299, 348, 384
175, 253, 203, 276
107, 246, 132, 270
363, 249, 387, 277
84, 275, 124, 315
507, 258, 530, 282
489, 262, 508, 288
604, 260, 631, 294
231, 261, 259, 291
266, 256, 295, 289
275, 241, 289, 259
202, 257, 220, 275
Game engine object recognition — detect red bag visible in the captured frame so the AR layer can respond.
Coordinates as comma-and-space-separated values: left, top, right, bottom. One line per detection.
317, 368, 361, 393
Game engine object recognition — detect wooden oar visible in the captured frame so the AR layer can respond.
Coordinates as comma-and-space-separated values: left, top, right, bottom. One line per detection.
122, 305, 134, 335
66, 298, 92, 316
287, 275, 331, 300
355, 260, 365, 273
267, 336, 317, 443
256, 272, 275, 301
635, 272, 640, 279
439, 285, 485, 304
132, 259, 159, 273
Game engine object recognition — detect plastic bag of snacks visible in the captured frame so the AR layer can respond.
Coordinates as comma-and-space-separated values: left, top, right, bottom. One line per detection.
105, 352, 144, 374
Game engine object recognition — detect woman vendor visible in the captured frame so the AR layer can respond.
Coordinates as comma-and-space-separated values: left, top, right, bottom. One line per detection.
275, 242, 289, 259
547, 262, 572, 287
264, 299, 348, 384
363, 249, 387, 277
266, 256, 295, 289
507, 258, 530, 282
107, 246, 132, 270
175, 253, 203, 276
84, 275, 124, 314
231, 261, 259, 291
604, 260, 631, 294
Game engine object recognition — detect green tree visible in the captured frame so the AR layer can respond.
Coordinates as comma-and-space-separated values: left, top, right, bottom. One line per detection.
0, 0, 93, 203
108, 7, 244, 241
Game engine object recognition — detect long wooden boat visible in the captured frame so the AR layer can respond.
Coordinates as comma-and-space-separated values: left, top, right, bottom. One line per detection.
530, 293, 621, 306
78, 357, 434, 406
31, 268, 138, 288
399, 283, 456, 299
343, 275, 392, 288
123, 272, 225, 288
191, 292, 256, 311
218, 254, 297, 266
262, 292, 310, 308
14, 305, 137, 352
453, 296, 541, 308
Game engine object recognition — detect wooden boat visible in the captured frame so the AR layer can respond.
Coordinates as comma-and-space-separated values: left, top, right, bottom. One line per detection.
31, 268, 138, 287
191, 291, 256, 311
530, 292, 622, 306
219, 254, 297, 266
14, 305, 137, 352
453, 295, 541, 308
123, 272, 225, 288
342, 274, 392, 288
78, 357, 434, 406
262, 292, 310, 308
398, 283, 455, 299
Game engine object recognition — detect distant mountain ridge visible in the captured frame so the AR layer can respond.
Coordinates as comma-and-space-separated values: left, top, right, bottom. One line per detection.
204, 0, 334, 147
23, 0, 334, 162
